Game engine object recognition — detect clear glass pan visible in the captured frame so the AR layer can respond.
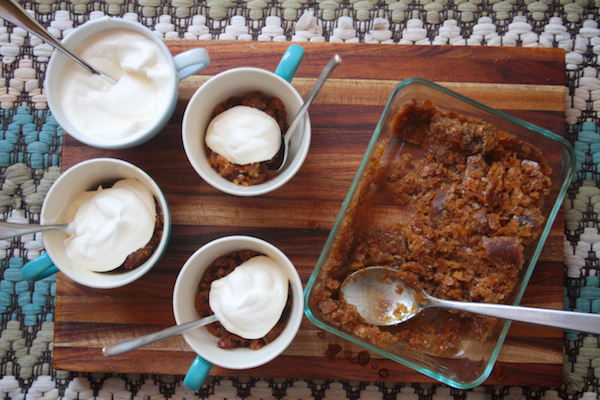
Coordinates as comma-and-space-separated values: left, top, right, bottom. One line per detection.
304, 77, 575, 389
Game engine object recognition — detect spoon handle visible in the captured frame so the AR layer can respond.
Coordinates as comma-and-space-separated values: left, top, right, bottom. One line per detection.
0, 221, 69, 240
102, 315, 218, 358
283, 54, 342, 146
0, 0, 116, 84
427, 295, 600, 335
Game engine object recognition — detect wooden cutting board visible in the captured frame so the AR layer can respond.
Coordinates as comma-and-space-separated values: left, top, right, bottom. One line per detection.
54, 42, 566, 386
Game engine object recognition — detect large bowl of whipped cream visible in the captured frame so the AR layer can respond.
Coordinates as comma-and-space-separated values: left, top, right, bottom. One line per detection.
38, 158, 171, 289
45, 17, 209, 149
172, 235, 303, 390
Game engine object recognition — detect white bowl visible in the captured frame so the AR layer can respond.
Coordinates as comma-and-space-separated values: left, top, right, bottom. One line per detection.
40, 158, 171, 289
173, 235, 303, 369
182, 67, 311, 196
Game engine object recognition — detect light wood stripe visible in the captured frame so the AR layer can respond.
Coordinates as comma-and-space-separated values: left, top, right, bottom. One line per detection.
168, 194, 341, 229
180, 76, 564, 111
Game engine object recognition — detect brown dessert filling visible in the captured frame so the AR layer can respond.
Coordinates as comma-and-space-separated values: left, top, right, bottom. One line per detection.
312, 99, 553, 354
206, 91, 288, 186
119, 199, 163, 270
195, 250, 292, 350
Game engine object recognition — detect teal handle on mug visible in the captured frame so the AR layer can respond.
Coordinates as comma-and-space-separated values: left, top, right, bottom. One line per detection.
183, 355, 214, 392
274, 44, 305, 82
22, 252, 59, 282
175, 48, 211, 80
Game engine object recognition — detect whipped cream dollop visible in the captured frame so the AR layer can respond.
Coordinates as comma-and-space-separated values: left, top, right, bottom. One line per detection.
209, 255, 289, 339
205, 106, 282, 165
63, 178, 157, 272
59, 28, 173, 143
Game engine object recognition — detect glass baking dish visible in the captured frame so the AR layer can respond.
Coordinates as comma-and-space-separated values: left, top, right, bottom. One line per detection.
304, 77, 575, 389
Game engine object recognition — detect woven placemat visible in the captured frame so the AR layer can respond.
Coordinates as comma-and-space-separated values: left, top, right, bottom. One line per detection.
1, 1, 599, 399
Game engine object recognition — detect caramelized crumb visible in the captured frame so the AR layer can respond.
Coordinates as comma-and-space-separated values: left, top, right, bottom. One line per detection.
120, 199, 163, 270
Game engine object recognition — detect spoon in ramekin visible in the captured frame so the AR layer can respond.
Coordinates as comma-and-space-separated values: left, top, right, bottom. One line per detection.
0, 221, 72, 240
0, 0, 118, 84
269, 54, 342, 172
341, 265, 600, 334
102, 315, 218, 357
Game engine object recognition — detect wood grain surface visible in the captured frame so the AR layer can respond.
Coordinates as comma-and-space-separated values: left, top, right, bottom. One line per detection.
54, 42, 566, 386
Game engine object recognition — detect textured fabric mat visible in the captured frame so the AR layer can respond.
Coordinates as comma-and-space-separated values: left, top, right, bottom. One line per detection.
1, 1, 599, 399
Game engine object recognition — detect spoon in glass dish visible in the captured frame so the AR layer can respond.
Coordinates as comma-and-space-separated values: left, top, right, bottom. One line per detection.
0, 221, 72, 240
269, 54, 342, 172
102, 315, 218, 357
340, 265, 600, 334
0, 0, 118, 85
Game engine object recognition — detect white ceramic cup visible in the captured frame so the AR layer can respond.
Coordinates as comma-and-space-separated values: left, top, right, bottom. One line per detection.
21, 158, 171, 289
45, 17, 210, 149
173, 236, 304, 390
181, 66, 311, 196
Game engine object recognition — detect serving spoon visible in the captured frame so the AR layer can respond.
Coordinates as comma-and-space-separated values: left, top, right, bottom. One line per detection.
0, 221, 72, 240
340, 266, 600, 334
270, 54, 342, 172
102, 314, 218, 357
0, 0, 118, 84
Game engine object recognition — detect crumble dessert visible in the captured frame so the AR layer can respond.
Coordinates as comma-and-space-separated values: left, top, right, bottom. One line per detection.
312, 99, 553, 354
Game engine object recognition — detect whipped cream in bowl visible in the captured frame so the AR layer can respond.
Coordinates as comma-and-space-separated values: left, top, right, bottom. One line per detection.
182, 67, 311, 196
173, 236, 303, 371
205, 106, 282, 166
209, 255, 289, 340
58, 29, 174, 145
40, 158, 171, 289
63, 178, 158, 273
45, 17, 209, 149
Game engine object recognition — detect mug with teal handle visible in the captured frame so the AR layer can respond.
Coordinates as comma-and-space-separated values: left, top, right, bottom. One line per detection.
177, 235, 305, 393
20, 158, 172, 290
45, 17, 211, 149
181, 43, 310, 197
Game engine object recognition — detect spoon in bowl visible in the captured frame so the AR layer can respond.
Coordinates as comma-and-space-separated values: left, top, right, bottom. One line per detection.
0, 0, 118, 84
270, 54, 342, 172
102, 314, 218, 357
0, 221, 73, 240
340, 265, 600, 334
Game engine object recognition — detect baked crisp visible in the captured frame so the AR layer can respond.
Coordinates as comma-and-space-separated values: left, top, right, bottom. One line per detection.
120, 199, 163, 270
312, 100, 553, 354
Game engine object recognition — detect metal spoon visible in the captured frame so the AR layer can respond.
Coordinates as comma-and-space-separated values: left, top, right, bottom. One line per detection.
271, 54, 342, 172
0, 0, 118, 84
340, 266, 600, 334
0, 221, 72, 240
102, 314, 218, 358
